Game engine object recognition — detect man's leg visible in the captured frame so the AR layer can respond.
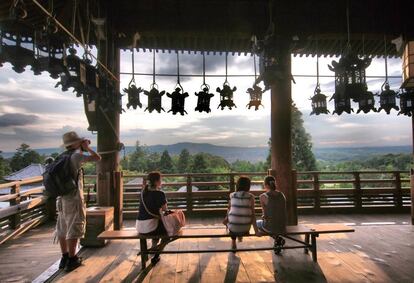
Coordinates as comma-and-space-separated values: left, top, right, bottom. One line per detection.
59, 237, 68, 254
67, 238, 79, 257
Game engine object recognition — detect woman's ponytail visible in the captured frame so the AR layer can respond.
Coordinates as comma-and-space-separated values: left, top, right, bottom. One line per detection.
264, 175, 276, 191
143, 171, 161, 195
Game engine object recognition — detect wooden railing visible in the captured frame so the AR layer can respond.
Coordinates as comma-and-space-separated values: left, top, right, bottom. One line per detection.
0, 170, 412, 239
84, 171, 412, 218
0, 176, 49, 245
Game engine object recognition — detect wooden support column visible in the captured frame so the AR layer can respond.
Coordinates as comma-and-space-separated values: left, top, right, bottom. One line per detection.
269, 38, 297, 225
96, 2, 122, 229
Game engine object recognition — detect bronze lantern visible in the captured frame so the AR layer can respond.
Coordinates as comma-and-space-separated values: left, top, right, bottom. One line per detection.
56, 46, 86, 95
310, 86, 330, 115
328, 51, 371, 102
398, 88, 414, 116
356, 89, 377, 114
377, 82, 399, 114
0, 3, 35, 73
329, 91, 353, 115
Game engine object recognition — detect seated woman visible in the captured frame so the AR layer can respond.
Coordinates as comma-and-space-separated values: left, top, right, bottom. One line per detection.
257, 175, 287, 237
136, 171, 168, 265
223, 176, 260, 250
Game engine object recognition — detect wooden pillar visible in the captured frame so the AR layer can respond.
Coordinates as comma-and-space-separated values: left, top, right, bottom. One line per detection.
411, 116, 414, 224
96, 1, 122, 228
269, 39, 297, 225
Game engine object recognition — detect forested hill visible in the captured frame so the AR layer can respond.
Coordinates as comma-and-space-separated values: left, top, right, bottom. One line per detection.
1, 143, 411, 162
313, 146, 411, 162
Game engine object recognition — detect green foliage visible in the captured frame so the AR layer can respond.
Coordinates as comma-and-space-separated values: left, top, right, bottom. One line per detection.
82, 162, 96, 175
159, 150, 175, 173
265, 103, 317, 171
127, 141, 147, 172
191, 153, 208, 173
231, 160, 265, 172
0, 151, 11, 180
317, 153, 412, 172
177, 149, 191, 173
9, 143, 42, 172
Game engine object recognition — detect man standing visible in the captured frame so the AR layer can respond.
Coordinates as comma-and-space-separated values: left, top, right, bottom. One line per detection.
56, 131, 101, 272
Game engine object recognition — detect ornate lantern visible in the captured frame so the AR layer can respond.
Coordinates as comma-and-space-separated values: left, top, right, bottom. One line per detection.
34, 21, 66, 79
310, 53, 329, 115
356, 89, 376, 114
378, 38, 399, 114
0, 2, 35, 73
195, 53, 214, 113
329, 91, 353, 115
398, 88, 414, 116
56, 46, 86, 95
217, 53, 237, 110
167, 86, 189, 115
311, 87, 330, 115
144, 50, 165, 113
402, 41, 414, 88
246, 84, 264, 110
123, 50, 143, 109
328, 51, 371, 103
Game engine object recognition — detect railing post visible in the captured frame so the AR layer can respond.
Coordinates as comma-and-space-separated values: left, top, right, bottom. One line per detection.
291, 170, 298, 225
313, 173, 320, 210
186, 174, 193, 213
394, 172, 403, 209
9, 183, 21, 229
353, 172, 362, 209
229, 174, 235, 193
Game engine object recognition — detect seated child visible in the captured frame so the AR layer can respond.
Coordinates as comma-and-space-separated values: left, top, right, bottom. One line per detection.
257, 175, 287, 236
223, 176, 260, 250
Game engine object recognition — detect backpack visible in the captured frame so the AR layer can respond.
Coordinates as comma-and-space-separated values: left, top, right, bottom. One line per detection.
42, 150, 78, 198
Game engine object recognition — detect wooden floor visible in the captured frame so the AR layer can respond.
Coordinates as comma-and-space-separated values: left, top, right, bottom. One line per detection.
0, 214, 413, 283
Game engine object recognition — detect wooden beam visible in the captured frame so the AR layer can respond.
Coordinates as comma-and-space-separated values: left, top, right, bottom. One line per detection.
269, 38, 297, 225
96, 1, 121, 213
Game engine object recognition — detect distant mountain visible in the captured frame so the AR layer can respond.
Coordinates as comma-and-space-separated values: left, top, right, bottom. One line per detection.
1, 143, 411, 163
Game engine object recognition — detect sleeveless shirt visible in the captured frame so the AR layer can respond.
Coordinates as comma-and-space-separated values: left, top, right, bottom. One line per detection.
227, 191, 254, 233
262, 191, 287, 235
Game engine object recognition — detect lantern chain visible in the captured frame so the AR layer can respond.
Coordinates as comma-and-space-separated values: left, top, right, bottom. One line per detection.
202, 52, 206, 85
151, 49, 157, 88
176, 51, 183, 90
384, 35, 388, 83
253, 54, 257, 81
224, 53, 229, 85
129, 49, 135, 86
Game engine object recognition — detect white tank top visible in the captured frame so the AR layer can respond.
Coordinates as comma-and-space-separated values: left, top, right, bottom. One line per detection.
227, 191, 253, 233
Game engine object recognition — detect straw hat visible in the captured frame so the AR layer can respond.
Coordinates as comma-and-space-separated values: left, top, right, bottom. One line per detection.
62, 131, 85, 148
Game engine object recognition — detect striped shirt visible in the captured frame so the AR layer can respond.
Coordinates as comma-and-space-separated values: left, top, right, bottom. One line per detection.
227, 191, 254, 233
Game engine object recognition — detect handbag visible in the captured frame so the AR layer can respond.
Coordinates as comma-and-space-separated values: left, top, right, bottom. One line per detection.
140, 191, 186, 236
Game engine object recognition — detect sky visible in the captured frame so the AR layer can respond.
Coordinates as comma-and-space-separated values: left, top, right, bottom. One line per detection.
0, 50, 411, 152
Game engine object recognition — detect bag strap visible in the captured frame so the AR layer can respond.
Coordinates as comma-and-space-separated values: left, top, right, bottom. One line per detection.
140, 191, 160, 219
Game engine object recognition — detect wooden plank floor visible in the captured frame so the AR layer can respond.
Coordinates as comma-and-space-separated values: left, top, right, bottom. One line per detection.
0, 214, 413, 283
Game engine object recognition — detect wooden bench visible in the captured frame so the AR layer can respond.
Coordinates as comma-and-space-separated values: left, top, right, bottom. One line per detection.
99, 224, 354, 269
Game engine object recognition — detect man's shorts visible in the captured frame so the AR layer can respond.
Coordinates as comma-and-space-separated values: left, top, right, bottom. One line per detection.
55, 188, 86, 240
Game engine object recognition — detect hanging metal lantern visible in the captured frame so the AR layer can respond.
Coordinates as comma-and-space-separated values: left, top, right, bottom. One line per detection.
144, 50, 165, 113
310, 52, 329, 115
246, 84, 264, 110
217, 53, 237, 110
195, 53, 214, 113
311, 87, 330, 115
35, 23, 66, 79
123, 50, 143, 110
377, 83, 399, 114
377, 37, 399, 114
328, 51, 371, 102
0, 2, 35, 73
398, 88, 414, 116
56, 46, 86, 95
167, 86, 189, 115
329, 91, 353, 115
356, 89, 376, 114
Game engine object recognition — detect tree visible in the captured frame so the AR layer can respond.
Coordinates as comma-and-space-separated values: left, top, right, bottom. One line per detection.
128, 141, 147, 172
191, 153, 208, 173
159, 150, 175, 173
9, 143, 42, 172
177, 149, 191, 173
0, 151, 11, 180
145, 152, 161, 172
265, 104, 317, 171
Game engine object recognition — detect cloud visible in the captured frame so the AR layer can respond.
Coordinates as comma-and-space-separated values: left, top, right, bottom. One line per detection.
0, 113, 39, 127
